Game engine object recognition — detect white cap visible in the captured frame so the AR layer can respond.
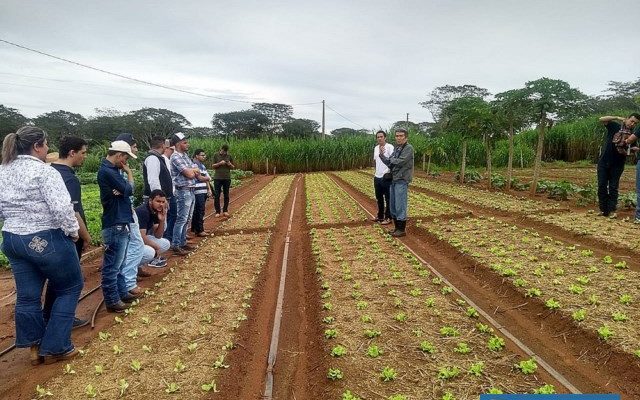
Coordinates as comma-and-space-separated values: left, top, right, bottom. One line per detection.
109, 140, 137, 159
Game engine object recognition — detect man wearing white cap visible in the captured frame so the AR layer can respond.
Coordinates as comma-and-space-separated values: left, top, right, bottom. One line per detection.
97, 140, 138, 313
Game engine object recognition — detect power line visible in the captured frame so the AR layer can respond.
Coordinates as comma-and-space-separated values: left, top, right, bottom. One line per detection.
0, 38, 322, 107
325, 103, 368, 130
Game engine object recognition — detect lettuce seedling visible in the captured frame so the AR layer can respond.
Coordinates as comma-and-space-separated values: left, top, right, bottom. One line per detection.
85, 384, 97, 398
487, 336, 505, 351
545, 298, 561, 310
533, 384, 556, 394
330, 345, 346, 357
572, 309, 586, 322
419, 341, 436, 354
379, 366, 397, 382
453, 342, 471, 354
342, 390, 361, 400
367, 345, 383, 358
327, 368, 343, 380
439, 326, 460, 337
515, 358, 537, 374
437, 366, 460, 380
468, 361, 484, 377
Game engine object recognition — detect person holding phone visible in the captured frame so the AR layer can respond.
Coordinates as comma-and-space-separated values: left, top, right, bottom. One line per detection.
212, 144, 235, 217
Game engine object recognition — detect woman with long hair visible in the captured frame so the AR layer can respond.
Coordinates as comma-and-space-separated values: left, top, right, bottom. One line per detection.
0, 126, 83, 365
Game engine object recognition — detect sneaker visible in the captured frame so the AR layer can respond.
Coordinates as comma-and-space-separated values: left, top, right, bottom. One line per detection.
223, 212, 230, 217
608, 213, 617, 219
380, 218, 392, 225
72, 318, 89, 329
148, 258, 167, 268
43, 348, 79, 365
172, 246, 188, 256
215, 213, 220, 218
106, 301, 129, 313
634, 219, 640, 224
196, 232, 208, 237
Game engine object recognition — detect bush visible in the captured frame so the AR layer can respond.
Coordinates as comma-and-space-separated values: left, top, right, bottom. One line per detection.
455, 170, 482, 184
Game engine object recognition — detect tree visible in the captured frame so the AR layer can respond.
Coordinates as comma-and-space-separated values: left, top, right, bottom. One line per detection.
211, 110, 269, 139
188, 126, 217, 138
522, 78, 587, 193
419, 84, 491, 121
251, 103, 293, 135
281, 118, 320, 138
129, 108, 191, 148
492, 89, 531, 189
423, 137, 446, 175
34, 110, 86, 145
0, 105, 28, 138
441, 96, 493, 184
389, 120, 420, 133
330, 127, 369, 137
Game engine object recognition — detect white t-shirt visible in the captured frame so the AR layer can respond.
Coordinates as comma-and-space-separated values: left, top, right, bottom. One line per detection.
373, 143, 394, 178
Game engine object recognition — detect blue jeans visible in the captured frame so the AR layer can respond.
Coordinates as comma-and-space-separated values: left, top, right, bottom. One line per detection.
163, 196, 177, 242
121, 213, 144, 293
2, 229, 83, 356
101, 224, 130, 306
389, 180, 409, 221
172, 189, 195, 248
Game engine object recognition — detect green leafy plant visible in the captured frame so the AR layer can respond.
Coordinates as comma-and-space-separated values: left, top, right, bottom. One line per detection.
453, 342, 471, 354
327, 368, 344, 381
515, 358, 538, 374
468, 361, 485, 377
380, 366, 397, 382
487, 335, 505, 351
324, 329, 337, 339
598, 325, 614, 341
545, 298, 561, 310
437, 366, 461, 380
331, 345, 346, 357
533, 384, 556, 394
572, 309, 587, 322
419, 341, 436, 354
439, 326, 460, 337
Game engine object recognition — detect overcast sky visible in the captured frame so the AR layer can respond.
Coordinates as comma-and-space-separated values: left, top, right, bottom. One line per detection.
1, 0, 638, 132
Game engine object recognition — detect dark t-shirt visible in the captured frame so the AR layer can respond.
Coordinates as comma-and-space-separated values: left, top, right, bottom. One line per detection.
212, 152, 234, 180
599, 122, 627, 166
50, 163, 86, 224
135, 203, 159, 234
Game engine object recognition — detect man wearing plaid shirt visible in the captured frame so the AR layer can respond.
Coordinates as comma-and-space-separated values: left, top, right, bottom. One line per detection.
169, 132, 199, 255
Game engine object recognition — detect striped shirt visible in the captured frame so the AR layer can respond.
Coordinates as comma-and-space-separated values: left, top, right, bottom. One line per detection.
193, 160, 211, 195
170, 150, 197, 189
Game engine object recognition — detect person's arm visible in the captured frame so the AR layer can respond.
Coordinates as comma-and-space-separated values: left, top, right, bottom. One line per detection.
388, 144, 414, 168
103, 166, 134, 196
212, 155, 225, 169
379, 149, 392, 167
197, 170, 211, 182
154, 206, 166, 239
145, 157, 162, 191
40, 169, 79, 237
599, 116, 625, 125
76, 212, 91, 245
173, 155, 196, 179
227, 156, 235, 169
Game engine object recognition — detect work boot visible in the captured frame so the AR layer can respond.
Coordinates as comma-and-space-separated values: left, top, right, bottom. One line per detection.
392, 220, 406, 237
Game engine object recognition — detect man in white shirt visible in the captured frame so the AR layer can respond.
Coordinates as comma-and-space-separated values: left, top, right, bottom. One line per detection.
162, 141, 176, 242
373, 130, 394, 224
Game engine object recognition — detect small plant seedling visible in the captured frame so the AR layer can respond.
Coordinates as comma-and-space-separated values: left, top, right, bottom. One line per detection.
468, 361, 484, 377
201, 380, 219, 393
453, 342, 471, 354
367, 345, 383, 358
330, 345, 346, 357
380, 366, 397, 382
173, 360, 186, 373
598, 325, 614, 341
419, 341, 436, 354
437, 366, 460, 380
118, 379, 129, 397
487, 336, 505, 351
164, 382, 180, 393
534, 384, 556, 394
130, 360, 142, 372
364, 329, 381, 338
213, 354, 229, 369
572, 309, 587, 322
545, 298, 561, 310
619, 294, 633, 305
85, 384, 97, 398
327, 368, 343, 380
341, 390, 361, 400
439, 326, 460, 337
515, 358, 537, 375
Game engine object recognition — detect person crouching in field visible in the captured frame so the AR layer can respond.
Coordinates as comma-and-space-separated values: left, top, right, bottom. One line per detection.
597, 113, 640, 218
0, 126, 83, 365
136, 189, 171, 268
379, 128, 414, 237
373, 130, 394, 225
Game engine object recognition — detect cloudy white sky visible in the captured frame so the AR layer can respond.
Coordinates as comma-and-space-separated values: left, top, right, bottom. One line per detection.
1, 0, 638, 132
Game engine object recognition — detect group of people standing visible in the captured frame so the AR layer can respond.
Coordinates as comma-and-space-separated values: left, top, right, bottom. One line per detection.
0, 126, 234, 365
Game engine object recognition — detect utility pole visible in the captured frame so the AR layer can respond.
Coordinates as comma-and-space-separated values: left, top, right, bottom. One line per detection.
322, 100, 325, 140
406, 113, 409, 131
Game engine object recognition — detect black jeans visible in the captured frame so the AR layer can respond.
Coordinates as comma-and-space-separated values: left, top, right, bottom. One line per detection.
597, 161, 625, 215
374, 176, 392, 220
191, 193, 207, 233
214, 179, 231, 213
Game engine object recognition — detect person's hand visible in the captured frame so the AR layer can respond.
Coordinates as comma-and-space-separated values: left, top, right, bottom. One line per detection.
112, 189, 122, 196
121, 163, 131, 174
70, 234, 79, 242
631, 146, 639, 152
157, 206, 166, 222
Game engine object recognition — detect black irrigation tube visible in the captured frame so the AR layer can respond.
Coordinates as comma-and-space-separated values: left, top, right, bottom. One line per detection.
0, 179, 257, 359
330, 174, 582, 395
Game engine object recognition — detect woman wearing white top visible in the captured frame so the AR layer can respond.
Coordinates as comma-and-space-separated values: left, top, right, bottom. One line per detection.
373, 130, 394, 224
0, 126, 83, 365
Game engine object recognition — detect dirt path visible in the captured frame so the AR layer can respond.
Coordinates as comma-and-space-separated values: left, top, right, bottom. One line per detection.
0, 175, 273, 400
331, 172, 640, 399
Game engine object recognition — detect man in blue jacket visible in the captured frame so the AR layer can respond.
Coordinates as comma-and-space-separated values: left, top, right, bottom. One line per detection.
97, 140, 137, 313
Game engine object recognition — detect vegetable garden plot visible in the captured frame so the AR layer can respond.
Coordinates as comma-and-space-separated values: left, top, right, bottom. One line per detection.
334, 171, 463, 218
305, 173, 368, 225
221, 175, 294, 230
43, 232, 271, 399
421, 216, 640, 356
409, 177, 561, 213
529, 211, 640, 253
312, 225, 558, 400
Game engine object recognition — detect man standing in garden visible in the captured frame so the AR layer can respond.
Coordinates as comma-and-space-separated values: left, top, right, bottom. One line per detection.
46, 136, 91, 327
170, 132, 199, 255
379, 128, 414, 237
97, 140, 137, 313
373, 130, 394, 225
597, 113, 640, 218
212, 144, 235, 217
191, 149, 212, 236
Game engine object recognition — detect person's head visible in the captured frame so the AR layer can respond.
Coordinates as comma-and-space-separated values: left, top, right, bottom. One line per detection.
220, 144, 229, 154
376, 130, 387, 145
148, 189, 167, 213
164, 145, 175, 157
626, 113, 640, 129
171, 132, 189, 153
394, 128, 408, 145
58, 136, 88, 167
115, 133, 138, 154
2, 125, 48, 165
149, 136, 166, 152
193, 149, 206, 163
106, 140, 137, 169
